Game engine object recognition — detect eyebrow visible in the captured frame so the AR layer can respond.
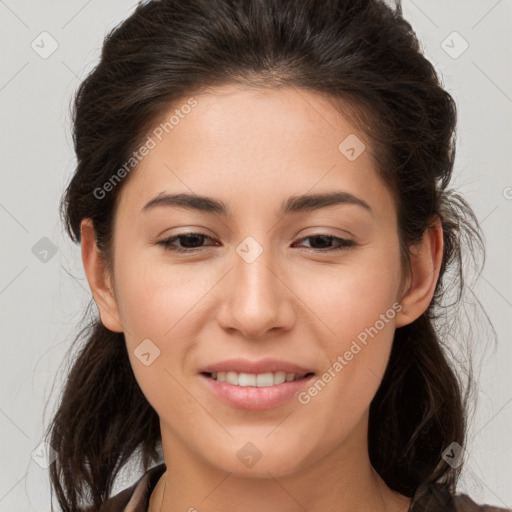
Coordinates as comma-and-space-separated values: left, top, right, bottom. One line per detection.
142, 191, 373, 216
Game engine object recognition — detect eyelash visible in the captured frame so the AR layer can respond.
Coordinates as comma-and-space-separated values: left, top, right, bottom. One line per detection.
156, 232, 355, 254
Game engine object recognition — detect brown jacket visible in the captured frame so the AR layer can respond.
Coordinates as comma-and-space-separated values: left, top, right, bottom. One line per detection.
95, 463, 510, 512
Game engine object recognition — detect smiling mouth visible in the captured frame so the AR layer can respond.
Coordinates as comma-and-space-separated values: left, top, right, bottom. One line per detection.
202, 371, 315, 387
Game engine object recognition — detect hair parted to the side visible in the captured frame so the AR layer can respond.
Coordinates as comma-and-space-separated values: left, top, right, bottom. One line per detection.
44, 0, 486, 510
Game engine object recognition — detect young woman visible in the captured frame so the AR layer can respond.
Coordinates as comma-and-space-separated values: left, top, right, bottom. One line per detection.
44, 0, 510, 511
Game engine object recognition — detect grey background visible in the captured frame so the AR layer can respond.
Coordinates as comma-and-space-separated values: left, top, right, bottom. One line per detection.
1, 1, 511, 510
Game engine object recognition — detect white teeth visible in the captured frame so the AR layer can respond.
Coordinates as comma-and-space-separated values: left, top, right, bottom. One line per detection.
274, 371, 286, 385
238, 373, 256, 386
225, 371, 238, 385
256, 373, 274, 387
210, 371, 306, 386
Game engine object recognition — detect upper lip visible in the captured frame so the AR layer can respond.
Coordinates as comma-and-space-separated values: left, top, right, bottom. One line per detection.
199, 358, 314, 375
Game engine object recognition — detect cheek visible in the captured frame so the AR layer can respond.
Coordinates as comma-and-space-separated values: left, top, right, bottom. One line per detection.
114, 257, 203, 413
291, 241, 401, 409
114, 249, 203, 341
293, 244, 402, 345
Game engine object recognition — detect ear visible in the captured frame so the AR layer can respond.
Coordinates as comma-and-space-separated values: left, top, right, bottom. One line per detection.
395, 215, 444, 328
80, 218, 123, 333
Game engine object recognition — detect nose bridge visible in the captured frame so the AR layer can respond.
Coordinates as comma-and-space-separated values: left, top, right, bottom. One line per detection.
217, 234, 294, 337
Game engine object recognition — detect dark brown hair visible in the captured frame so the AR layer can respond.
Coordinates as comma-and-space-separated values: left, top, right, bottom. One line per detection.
44, 0, 485, 510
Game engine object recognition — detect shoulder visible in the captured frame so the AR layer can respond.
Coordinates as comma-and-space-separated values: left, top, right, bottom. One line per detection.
410, 482, 511, 512
91, 463, 166, 512
452, 494, 511, 512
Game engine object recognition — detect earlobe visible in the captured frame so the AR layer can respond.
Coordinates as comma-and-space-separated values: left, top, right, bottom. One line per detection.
395, 216, 444, 328
80, 219, 124, 333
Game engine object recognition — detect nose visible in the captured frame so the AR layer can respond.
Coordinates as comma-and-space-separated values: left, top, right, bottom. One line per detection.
216, 240, 296, 339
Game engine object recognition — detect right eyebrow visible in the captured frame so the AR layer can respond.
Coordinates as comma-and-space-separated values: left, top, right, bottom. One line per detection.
142, 192, 230, 215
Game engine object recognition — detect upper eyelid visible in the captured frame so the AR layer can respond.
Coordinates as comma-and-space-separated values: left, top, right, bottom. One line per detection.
159, 231, 353, 241
158, 226, 356, 241
158, 232, 355, 249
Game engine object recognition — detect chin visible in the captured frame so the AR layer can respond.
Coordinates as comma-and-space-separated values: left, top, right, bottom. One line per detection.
198, 432, 317, 479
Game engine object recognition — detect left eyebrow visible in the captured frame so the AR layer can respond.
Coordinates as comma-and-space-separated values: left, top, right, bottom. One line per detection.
141, 190, 373, 216
281, 191, 373, 216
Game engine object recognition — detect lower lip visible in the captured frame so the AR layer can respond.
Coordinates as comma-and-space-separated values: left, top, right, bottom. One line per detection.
199, 373, 315, 411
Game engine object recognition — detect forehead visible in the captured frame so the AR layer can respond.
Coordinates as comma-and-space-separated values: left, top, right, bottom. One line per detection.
116, 85, 395, 221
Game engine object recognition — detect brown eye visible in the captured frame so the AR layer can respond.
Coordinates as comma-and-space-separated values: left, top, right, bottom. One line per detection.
294, 234, 355, 252
157, 233, 216, 253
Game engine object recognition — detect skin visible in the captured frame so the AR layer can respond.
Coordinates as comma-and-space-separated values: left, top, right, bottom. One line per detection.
81, 84, 443, 512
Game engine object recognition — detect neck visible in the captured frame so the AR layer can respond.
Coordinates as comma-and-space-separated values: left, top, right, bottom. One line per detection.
154, 413, 411, 512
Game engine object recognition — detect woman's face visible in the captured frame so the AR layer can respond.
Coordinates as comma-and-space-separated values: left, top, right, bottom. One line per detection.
106, 85, 407, 477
